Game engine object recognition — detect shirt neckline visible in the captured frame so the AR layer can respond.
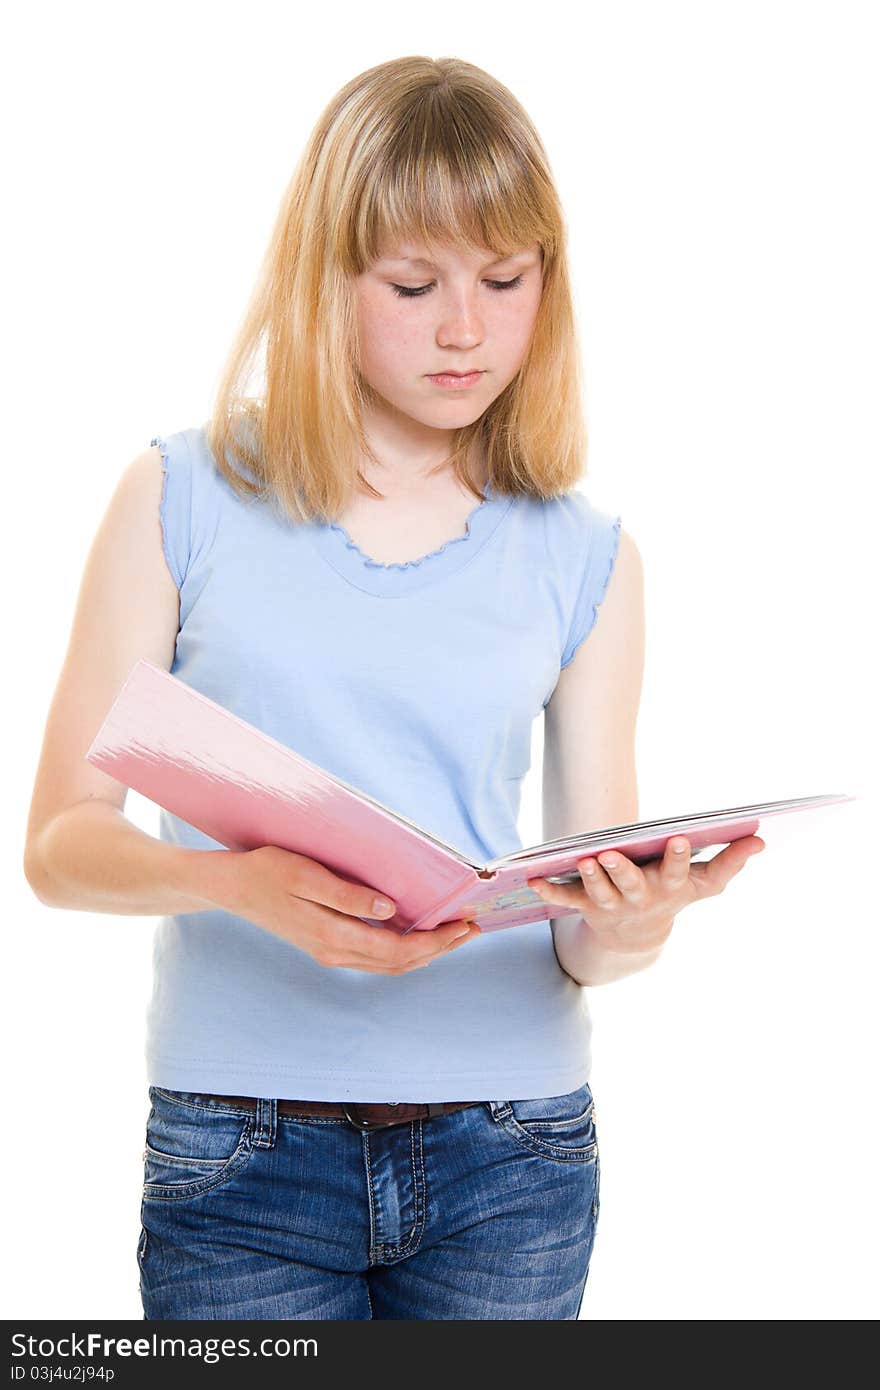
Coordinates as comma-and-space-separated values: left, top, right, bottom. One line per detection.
307, 482, 515, 596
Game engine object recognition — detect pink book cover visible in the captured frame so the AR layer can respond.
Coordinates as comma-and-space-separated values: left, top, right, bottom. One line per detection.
85, 659, 855, 935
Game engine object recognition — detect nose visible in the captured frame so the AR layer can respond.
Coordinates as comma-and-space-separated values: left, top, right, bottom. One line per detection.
435, 290, 485, 351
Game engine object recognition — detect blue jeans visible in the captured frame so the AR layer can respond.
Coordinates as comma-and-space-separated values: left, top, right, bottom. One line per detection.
138, 1081, 600, 1320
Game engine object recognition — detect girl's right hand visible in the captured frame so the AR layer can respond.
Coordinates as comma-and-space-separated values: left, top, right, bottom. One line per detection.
207, 843, 481, 974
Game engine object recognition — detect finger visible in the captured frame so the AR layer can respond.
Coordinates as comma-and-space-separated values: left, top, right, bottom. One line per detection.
313, 905, 466, 962
357, 926, 481, 971
661, 836, 693, 885
594, 850, 646, 904
391, 923, 482, 971
579, 855, 623, 908
374, 918, 481, 969
440, 925, 483, 954
434, 919, 483, 951
527, 876, 586, 912
326, 918, 480, 972
690, 836, 765, 896
289, 855, 400, 925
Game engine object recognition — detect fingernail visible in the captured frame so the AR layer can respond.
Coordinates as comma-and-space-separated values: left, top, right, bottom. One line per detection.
454, 926, 471, 939
373, 897, 395, 916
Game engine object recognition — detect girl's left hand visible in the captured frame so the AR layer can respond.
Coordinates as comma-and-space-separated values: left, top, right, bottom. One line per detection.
527, 834, 766, 954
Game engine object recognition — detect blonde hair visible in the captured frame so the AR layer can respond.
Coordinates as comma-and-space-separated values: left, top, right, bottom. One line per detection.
206, 55, 588, 525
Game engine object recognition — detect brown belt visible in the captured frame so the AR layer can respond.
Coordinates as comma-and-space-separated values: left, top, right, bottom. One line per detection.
202, 1093, 483, 1133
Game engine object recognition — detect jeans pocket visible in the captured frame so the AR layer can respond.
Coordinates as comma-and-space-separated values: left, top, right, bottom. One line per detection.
489, 1082, 598, 1162
142, 1087, 255, 1202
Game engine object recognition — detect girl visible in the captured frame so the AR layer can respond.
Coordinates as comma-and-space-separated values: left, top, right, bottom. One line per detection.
23, 55, 764, 1321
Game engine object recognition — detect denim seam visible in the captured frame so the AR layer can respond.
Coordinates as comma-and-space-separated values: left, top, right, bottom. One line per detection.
143, 1142, 230, 1169
137, 1196, 149, 1269
365, 1123, 427, 1263
509, 1099, 595, 1134
363, 1132, 380, 1263
381, 1121, 427, 1259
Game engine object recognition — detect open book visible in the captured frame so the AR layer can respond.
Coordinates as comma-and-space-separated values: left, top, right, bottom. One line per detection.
86, 660, 854, 935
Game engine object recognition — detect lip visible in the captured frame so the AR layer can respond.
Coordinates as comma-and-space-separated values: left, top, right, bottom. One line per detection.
426, 371, 485, 389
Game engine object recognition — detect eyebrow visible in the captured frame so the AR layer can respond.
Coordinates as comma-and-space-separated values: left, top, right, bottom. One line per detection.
382, 250, 534, 270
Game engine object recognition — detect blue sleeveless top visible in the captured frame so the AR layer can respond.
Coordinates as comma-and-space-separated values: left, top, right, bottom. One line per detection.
147, 425, 621, 1102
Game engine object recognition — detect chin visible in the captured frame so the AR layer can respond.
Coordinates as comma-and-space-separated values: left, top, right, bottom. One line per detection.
419, 395, 487, 418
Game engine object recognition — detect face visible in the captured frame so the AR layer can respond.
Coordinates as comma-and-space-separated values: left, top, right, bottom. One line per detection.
353, 238, 544, 434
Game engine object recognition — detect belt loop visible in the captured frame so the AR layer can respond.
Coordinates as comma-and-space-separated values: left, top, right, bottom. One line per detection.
252, 1097, 277, 1149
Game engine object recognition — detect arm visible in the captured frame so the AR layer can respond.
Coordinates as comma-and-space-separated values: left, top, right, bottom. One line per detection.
22, 446, 223, 914
541, 527, 662, 986
26, 799, 228, 914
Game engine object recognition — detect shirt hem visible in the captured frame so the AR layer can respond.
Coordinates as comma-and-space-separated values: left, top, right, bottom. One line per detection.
145, 1052, 592, 1102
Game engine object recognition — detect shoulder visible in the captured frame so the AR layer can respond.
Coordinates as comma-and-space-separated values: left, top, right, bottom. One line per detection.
535, 487, 627, 562
554, 490, 638, 588
147, 424, 247, 513
120, 443, 166, 494
148, 425, 211, 474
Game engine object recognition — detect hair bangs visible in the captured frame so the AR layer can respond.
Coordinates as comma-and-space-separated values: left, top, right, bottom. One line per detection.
344, 104, 554, 273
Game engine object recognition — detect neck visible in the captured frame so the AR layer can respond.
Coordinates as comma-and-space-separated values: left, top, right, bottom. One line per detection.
356, 399, 485, 497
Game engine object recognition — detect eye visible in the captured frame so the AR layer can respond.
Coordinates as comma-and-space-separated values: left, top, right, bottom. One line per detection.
390, 275, 525, 299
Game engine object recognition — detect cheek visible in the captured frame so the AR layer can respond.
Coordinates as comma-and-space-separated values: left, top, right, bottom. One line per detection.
493, 294, 542, 365
359, 302, 423, 376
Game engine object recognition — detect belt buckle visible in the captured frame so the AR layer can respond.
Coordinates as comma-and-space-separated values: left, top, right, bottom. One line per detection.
342, 1103, 407, 1132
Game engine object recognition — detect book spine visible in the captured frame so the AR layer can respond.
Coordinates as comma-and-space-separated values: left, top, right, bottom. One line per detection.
400, 868, 482, 935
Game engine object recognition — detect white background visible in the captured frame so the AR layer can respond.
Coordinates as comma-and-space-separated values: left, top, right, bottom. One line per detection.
4, 0, 876, 1321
